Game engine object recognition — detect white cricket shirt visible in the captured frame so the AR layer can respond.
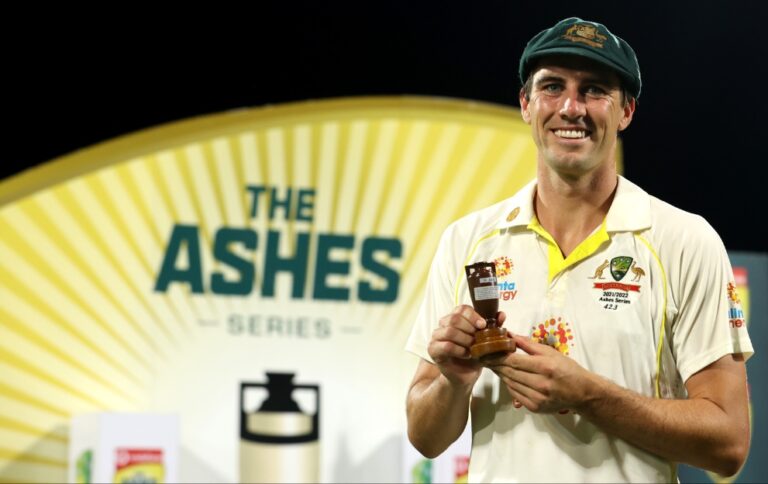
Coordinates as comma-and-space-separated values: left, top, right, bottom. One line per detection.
406, 176, 753, 483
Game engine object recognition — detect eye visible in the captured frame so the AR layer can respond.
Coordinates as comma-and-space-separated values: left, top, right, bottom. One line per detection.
542, 83, 563, 94
584, 85, 608, 96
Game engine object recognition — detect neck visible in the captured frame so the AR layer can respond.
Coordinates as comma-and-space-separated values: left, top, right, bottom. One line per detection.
534, 166, 618, 257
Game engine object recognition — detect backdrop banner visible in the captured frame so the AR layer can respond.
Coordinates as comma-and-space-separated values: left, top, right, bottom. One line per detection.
0, 96, 540, 483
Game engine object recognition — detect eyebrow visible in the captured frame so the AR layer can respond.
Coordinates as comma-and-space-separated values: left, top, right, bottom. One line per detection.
534, 75, 564, 87
534, 74, 618, 88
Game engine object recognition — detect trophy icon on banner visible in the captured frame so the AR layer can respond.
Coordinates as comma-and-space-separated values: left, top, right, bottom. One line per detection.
465, 261, 516, 359
239, 372, 320, 483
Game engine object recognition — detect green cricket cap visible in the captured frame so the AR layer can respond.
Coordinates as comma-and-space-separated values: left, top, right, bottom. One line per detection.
519, 17, 641, 99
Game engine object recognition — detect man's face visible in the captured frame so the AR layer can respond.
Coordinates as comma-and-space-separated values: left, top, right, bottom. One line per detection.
520, 56, 635, 178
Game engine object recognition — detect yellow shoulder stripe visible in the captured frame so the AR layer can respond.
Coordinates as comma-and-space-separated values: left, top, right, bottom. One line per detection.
636, 234, 669, 399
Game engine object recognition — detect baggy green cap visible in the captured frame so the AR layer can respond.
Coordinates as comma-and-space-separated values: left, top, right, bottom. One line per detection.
519, 17, 641, 99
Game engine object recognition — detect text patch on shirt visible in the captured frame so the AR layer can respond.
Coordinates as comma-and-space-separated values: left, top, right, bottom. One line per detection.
589, 256, 646, 312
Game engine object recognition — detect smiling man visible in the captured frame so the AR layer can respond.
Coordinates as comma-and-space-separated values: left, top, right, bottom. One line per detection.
405, 17, 753, 483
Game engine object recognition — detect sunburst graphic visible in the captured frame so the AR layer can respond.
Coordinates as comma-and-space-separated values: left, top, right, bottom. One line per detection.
0, 97, 543, 482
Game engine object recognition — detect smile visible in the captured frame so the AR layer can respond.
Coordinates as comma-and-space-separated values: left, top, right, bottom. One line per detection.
553, 129, 589, 139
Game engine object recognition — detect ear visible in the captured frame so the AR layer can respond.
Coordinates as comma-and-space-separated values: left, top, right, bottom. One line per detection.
519, 88, 532, 124
618, 97, 636, 131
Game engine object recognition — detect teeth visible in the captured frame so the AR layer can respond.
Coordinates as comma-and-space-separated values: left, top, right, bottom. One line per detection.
554, 129, 587, 139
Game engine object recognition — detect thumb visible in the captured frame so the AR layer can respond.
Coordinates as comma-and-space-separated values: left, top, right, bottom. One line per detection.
496, 311, 506, 326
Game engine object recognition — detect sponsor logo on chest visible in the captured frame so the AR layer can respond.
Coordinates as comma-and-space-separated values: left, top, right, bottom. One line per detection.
493, 255, 518, 301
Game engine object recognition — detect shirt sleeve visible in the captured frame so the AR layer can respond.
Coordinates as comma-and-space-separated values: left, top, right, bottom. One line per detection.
668, 217, 754, 383
405, 226, 461, 363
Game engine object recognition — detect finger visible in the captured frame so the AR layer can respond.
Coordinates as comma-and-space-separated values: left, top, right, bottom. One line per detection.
428, 339, 472, 361
456, 304, 487, 329
442, 305, 486, 331
432, 326, 475, 348
497, 311, 506, 326
491, 351, 547, 376
513, 335, 551, 355
487, 360, 544, 391
500, 377, 541, 412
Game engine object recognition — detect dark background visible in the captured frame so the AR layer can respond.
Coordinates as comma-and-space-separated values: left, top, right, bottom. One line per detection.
3, 2, 766, 252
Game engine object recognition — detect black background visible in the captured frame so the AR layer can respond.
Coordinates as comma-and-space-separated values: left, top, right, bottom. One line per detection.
4, 2, 766, 252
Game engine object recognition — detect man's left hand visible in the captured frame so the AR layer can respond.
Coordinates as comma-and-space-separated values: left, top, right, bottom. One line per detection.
484, 334, 597, 413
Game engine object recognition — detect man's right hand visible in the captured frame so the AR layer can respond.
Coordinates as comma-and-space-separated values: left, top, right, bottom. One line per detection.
427, 305, 489, 387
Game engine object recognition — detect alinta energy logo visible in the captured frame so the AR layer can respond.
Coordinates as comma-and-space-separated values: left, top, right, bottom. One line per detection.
727, 281, 746, 329
494, 256, 517, 301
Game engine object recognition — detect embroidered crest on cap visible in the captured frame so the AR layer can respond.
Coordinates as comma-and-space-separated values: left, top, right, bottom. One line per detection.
562, 24, 607, 49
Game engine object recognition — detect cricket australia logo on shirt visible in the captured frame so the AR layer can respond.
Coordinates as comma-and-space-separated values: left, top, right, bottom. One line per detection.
494, 256, 518, 301
589, 256, 645, 311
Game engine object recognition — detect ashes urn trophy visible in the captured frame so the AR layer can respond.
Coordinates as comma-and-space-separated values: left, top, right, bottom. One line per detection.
465, 261, 516, 359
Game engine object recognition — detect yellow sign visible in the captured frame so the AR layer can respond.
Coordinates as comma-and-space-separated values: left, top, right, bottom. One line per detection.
0, 96, 542, 482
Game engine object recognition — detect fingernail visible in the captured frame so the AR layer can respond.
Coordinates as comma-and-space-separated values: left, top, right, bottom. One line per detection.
476, 319, 487, 329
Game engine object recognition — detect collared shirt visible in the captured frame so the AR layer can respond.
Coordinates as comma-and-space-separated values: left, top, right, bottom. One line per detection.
406, 176, 753, 483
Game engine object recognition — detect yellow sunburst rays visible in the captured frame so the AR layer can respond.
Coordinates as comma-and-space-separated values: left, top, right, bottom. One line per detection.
319, 120, 371, 333
209, 134, 252, 317
312, 121, 344, 322
1, 200, 155, 389
347, 119, 408, 336
387, 124, 537, 343
0, 177, 180, 480
113, 161, 193, 338
173, 144, 234, 319
151, 148, 228, 323
264, 125, 295, 296
143, 152, 212, 325
312, 122, 340, 236
288, 123, 316, 306
74, 174, 185, 356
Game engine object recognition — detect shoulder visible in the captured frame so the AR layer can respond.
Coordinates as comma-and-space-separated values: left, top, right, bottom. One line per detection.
647, 196, 723, 248
643, 195, 728, 274
439, 179, 533, 251
445, 197, 510, 238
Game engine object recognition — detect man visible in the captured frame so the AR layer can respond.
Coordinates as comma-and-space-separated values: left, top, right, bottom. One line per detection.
405, 17, 753, 482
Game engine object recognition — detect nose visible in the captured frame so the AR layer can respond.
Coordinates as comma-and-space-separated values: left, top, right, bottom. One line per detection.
559, 91, 586, 119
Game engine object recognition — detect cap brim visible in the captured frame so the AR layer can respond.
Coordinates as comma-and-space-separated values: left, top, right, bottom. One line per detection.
524, 46, 638, 97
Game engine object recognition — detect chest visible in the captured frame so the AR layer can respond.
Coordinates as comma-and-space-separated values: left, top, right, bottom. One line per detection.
460, 232, 663, 367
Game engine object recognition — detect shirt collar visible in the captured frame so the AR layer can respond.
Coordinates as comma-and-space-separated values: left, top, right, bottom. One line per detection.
605, 176, 652, 232
495, 175, 652, 233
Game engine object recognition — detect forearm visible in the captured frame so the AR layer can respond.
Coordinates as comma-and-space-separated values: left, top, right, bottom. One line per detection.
407, 372, 473, 458
579, 374, 749, 476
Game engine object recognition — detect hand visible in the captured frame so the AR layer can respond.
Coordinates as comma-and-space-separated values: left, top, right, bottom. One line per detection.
427, 306, 506, 388
484, 335, 595, 413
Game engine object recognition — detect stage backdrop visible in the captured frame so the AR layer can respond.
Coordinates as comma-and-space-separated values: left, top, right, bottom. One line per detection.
0, 96, 543, 483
